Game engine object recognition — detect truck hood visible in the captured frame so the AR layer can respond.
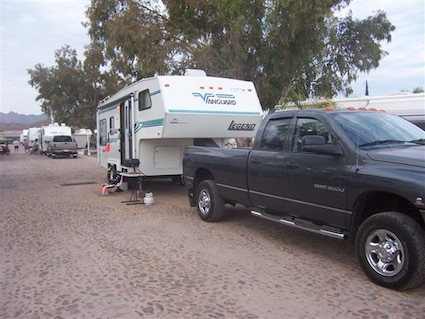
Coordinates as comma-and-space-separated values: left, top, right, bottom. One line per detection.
367, 146, 425, 168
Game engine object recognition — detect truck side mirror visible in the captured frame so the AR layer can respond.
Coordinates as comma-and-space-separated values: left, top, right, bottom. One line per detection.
302, 135, 325, 146
301, 135, 343, 156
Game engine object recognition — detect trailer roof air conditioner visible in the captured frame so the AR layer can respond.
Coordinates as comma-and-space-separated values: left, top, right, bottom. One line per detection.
184, 69, 207, 77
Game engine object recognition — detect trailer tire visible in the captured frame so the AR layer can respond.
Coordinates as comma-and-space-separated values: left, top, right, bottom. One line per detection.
196, 180, 224, 222
171, 175, 184, 185
356, 212, 425, 290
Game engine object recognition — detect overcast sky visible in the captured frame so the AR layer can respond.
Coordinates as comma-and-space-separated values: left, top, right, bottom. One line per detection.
1, 0, 424, 115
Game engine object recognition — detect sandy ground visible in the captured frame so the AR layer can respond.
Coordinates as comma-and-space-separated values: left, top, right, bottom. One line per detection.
0, 150, 424, 319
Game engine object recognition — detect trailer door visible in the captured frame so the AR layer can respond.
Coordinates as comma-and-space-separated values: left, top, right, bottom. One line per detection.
120, 98, 134, 163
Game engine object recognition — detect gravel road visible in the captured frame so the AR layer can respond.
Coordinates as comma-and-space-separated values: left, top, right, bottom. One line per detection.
1, 152, 424, 319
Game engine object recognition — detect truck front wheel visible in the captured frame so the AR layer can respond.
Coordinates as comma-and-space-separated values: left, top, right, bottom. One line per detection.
196, 180, 224, 222
356, 212, 425, 290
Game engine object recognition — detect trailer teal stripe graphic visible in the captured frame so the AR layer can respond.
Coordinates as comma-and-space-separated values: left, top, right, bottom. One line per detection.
168, 110, 261, 115
216, 94, 235, 98
134, 118, 164, 133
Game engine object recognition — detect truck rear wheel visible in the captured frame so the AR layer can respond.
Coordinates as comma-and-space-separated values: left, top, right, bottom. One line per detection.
196, 180, 224, 222
356, 212, 425, 290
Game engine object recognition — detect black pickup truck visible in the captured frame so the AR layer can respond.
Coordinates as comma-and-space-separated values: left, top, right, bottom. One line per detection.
183, 109, 425, 289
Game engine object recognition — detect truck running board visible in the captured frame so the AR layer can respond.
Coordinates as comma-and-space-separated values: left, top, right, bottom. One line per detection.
251, 211, 346, 240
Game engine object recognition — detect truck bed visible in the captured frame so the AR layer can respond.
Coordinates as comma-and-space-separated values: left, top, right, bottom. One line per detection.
184, 146, 252, 206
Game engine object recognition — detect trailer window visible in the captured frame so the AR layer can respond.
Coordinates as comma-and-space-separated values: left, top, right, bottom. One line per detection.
138, 89, 152, 111
109, 116, 114, 130
100, 119, 107, 146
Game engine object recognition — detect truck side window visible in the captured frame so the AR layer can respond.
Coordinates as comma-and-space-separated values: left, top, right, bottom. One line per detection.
99, 119, 107, 146
292, 118, 333, 152
259, 118, 291, 151
138, 89, 152, 111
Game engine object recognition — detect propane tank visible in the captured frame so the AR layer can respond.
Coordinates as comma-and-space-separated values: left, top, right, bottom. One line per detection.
144, 193, 154, 206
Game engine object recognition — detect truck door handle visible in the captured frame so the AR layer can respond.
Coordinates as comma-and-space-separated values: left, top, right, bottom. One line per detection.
285, 163, 299, 169
250, 159, 261, 164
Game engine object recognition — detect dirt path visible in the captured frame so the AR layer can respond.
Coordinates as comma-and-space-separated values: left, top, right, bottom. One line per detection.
1, 154, 424, 318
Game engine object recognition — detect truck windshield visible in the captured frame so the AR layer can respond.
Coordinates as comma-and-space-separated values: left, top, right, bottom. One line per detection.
53, 135, 73, 142
330, 112, 425, 149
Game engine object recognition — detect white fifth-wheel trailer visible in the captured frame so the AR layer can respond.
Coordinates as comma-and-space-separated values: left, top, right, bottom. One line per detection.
96, 70, 263, 182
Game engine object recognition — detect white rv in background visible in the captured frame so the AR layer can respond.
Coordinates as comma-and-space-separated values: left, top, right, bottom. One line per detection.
39, 123, 72, 154
97, 70, 263, 181
333, 93, 425, 129
27, 127, 41, 147
73, 129, 93, 156
72, 129, 92, 149
20, 129, 29, 144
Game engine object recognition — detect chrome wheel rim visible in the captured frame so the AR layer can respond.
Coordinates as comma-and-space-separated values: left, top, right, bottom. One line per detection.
365, 229, 404, 277
198, 189, 211, 216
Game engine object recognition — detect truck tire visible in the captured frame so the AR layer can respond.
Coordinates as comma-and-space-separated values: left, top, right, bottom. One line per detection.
196, 180, 225, 222
356, 212, 425, 290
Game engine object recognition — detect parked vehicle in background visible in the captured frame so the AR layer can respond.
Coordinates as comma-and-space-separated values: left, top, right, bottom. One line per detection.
20, 129, 28, 144
72, 129, 92, 149
27, 127, 41, 147
39, 123, 72, 155
47, 135, 78, 158
183, 109, 425, 290
0, 143, 10, 155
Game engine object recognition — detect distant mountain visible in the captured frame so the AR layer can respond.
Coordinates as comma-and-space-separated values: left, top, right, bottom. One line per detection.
0, 112, 48, 124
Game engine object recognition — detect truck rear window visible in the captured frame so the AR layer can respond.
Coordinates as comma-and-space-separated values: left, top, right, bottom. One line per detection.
53, 135, 73, 142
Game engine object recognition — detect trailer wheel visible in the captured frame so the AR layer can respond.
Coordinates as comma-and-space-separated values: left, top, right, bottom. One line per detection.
171, 175, 184, 185
196, 180, 224, 222
356, 212, 425, 290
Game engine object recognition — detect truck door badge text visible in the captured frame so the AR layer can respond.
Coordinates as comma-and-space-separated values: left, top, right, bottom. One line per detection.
314, 184, 345, 193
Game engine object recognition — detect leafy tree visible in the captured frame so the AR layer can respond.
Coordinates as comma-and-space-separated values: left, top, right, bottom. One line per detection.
28, 45, 126, 129
28, 45, 82, 126
86, 0, 395, 109
413, 87, 424, 93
